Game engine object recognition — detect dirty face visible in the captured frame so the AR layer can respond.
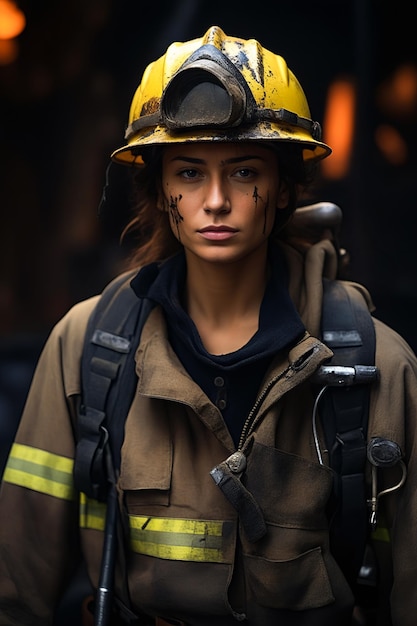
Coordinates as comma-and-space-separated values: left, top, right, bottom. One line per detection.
160, 142, 289, 266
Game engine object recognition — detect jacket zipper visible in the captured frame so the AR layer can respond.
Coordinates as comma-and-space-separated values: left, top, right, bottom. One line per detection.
237, 345, 320, 450
237, 365, 292, 450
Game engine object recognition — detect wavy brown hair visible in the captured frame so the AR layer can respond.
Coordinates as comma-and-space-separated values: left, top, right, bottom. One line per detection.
121, 143, 316, 269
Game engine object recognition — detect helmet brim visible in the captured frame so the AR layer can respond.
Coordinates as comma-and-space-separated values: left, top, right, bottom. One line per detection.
111, 121, 331, 166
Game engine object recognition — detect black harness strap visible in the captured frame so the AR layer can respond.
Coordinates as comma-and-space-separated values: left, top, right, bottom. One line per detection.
74, 270, 154, 501
74, 271, 155, 625
319, 278, 377, 585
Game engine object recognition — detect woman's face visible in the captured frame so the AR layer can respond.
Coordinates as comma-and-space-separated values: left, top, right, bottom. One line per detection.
160, 142, 289, 266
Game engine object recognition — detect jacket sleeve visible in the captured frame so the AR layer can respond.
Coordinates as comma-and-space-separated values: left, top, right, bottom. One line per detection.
369, 318, 417, 626
0, 296, 98, 626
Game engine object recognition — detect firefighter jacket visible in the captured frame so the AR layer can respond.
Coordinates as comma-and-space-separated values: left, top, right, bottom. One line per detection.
0, 239, 417, 626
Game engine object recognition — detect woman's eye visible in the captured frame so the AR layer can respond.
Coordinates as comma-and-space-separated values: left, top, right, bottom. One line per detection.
180, 168, 199, 179
234, 168, 255, 179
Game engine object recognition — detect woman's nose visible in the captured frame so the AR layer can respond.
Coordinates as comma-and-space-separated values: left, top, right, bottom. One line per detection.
203, 177, 231, 214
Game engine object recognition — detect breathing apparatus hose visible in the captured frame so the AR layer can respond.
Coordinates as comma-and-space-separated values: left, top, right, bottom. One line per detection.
94, 437, 118, 626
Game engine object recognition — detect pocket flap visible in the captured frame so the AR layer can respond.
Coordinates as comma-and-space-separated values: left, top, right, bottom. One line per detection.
119, 395, 172, 491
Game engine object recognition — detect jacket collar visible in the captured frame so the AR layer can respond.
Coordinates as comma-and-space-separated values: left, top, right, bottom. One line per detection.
131, 246, 306, 363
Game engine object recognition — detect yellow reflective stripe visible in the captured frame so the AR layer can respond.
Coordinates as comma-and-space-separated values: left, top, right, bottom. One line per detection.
129, 515, 228, 563
3, 443, 75, 501
371, 525, 391, 543
79, 492, 106, 531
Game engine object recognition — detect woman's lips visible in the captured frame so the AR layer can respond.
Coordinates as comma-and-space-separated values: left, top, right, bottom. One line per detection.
198, 226, 238, 241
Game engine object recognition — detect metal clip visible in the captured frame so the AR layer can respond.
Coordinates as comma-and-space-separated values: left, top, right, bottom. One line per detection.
366, 437, 407, 529
225, 451, 247, 474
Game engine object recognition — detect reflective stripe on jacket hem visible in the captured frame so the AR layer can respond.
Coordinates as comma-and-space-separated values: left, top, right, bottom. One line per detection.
129, 515, 232, 563
79, 492, 106, 530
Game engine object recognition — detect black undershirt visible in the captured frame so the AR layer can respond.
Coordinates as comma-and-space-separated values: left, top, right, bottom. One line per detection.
131, 247, 305, 446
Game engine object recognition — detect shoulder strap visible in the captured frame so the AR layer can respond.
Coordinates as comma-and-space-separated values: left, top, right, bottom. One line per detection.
318, 278, 377, 586
74, 270, 154, 501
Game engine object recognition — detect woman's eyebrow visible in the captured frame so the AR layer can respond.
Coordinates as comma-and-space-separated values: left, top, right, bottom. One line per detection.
169, 156, 204, 164
169, 155, 264, 165
223, 155, 264, 164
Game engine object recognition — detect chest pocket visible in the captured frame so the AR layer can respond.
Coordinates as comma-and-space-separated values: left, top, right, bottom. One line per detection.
119, 396, 172, 509
241, 441, 342, 610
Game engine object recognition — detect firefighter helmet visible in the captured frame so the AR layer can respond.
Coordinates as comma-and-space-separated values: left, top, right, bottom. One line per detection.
111, 26, 331, 166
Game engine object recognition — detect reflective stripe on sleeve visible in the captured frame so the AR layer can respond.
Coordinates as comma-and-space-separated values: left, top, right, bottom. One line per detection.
2, 442, 75, 501
129, 515, 231, 563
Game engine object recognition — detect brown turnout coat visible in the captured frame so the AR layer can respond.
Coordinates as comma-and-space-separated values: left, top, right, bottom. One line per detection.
0, 239, 417, 626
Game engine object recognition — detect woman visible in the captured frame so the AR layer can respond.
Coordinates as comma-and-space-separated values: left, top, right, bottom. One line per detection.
1, 26, 417, 626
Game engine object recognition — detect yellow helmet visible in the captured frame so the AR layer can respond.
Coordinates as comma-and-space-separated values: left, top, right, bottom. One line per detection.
111, 26, 331, 166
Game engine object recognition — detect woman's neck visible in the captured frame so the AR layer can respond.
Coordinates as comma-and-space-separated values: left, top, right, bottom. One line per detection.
183, 247, 269, 355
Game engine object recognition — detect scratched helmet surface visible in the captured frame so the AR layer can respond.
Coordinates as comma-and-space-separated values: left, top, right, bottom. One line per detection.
111, 26, 331, 166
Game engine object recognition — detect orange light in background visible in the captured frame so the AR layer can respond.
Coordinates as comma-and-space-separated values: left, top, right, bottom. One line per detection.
0, 37, 17, 64
322, 79, 356, 180
375, 124, 408, 166
0, 0, 25, 40
377, 63, 417, 118
393, 65, 417, 110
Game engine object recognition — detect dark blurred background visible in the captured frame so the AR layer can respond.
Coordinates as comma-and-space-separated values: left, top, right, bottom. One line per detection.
1, 0, 417, 469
